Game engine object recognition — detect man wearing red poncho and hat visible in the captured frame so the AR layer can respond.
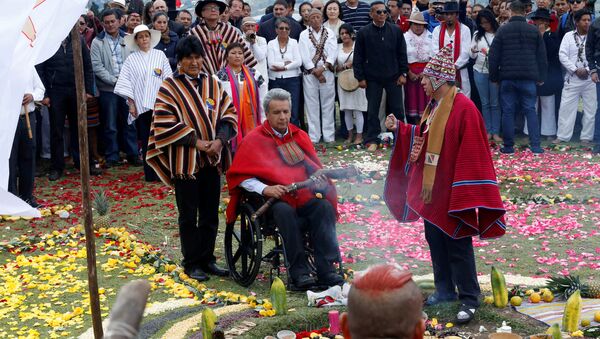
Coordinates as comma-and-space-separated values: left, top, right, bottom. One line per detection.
384, 44, 506, 324
226, 88, 344, 290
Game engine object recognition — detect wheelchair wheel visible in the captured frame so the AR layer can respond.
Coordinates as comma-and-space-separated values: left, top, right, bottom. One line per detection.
224, 202, 263, 287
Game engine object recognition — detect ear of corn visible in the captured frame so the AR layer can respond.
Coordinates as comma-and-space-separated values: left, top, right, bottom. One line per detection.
270, 277, 287, 315
562, 290, 582, 333
491, 266, 508, 308
202, 308, 217, 339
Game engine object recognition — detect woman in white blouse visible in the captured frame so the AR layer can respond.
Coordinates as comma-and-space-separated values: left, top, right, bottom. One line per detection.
335, 24, 367, 144
404, 12, 433, 124
114, 25, 172, 181
267, 17, 303, 126
470, 10, 501, 142
323, 0, 344, 40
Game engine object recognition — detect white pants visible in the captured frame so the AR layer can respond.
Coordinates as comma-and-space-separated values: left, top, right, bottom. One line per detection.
459, 68, 470, 98
525, 95, 557, 136
303, 71, 336, 143
556, 77, 596, 141
344, 109, 364, 133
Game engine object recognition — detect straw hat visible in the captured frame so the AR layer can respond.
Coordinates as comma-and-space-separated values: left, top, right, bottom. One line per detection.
108, 0, 126, 9
408, 11, 427, 25
124, 25, 161, 52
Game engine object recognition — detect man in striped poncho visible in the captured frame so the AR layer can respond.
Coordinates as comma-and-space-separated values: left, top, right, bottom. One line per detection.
190, 0, 257, 74
147, 36, 237, 282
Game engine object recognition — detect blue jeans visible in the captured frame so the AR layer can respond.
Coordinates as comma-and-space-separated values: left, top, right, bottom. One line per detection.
474, 71, 501, 135
269, 76, 302, 126
99, 91, 137, 161
500, 80, 540, 148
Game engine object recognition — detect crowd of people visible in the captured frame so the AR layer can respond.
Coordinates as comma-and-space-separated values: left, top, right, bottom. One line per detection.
7, 0, 599, 311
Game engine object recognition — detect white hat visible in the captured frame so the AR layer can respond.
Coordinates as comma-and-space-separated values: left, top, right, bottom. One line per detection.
108, 0, 127, 9
124, 25, 161, 52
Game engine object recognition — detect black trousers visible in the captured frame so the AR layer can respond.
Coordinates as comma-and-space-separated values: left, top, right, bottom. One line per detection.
365, 79, 404, 144
270, 199, 341, 280
9, 113, 36, 201
174, 166, 221, 271
424, 221, 480, 307
136, 111, 159, 181
48, 90, 80, 172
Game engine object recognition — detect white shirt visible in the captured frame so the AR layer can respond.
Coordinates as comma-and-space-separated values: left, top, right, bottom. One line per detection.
432, 23, 471, 69
248, 35, 269, 82
405, 29, 433, 64
298, 26, 338, 71
239, 127, 289, 194
267, 38, 303, 79
469, 31, 495, 73
559, 30, 589, 78
114, 49, 173, 124
22, 69, 45, 115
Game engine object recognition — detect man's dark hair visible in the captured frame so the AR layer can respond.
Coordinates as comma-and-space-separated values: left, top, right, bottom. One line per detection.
573, 8, 591, 22
176, 36, 206, 61
229, 0, 244, 6
386, 0, 399, 5
509, 0, 526, 15
287, 0, 297, 9
401, 0, 412, 6
273, 0, 288, 8
371, 1, 386, 8
265, 5, 274, 14
243, 2, 251, 8
178, 9, 192, 17
100, 8, 122, 21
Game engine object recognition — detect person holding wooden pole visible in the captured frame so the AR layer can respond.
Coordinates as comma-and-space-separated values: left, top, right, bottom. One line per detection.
8, 69, 45, 208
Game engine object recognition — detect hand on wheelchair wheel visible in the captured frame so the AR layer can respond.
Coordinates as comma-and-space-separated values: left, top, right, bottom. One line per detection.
263, 185, 288, 199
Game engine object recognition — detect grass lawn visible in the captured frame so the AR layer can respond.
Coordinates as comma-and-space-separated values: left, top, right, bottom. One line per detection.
0, 138, 599, 338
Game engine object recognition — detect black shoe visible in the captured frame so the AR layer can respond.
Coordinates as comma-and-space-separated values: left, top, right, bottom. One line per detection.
25, 197, 40, 208
127, 156, 143, 166
90, 167, 103, 176
293, 274, 317, 289
185, 267, 209, 282
202, 262, 229, 277
456, 304, 477, 324
48, 170, 62, 181
318, 273, 345, 286
105, 160, 123, 168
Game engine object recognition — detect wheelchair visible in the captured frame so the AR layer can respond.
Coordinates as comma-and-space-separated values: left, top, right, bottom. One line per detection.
224, 190, 342, 288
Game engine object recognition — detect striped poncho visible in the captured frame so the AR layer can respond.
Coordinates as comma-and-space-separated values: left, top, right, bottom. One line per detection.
189, 21, 257, 74
146, 72, 238, 186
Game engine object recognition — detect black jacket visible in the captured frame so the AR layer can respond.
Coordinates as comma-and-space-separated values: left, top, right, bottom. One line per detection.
538, 30, 563, 96
258, 15, 303, 42
586, 17, 600, 73
353, 22, 409, 83
35, 35, 94, 97
488, 16, 547, 83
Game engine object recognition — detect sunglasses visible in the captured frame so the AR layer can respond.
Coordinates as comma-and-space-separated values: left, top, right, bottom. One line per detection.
568, 0, 583, 3
277, 26, 290, 30
79, 21, 86, 25
375, 9, 388, 15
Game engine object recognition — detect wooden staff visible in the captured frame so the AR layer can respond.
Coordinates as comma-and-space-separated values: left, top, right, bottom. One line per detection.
23, 105, 33, 139
71, 25, 103, 338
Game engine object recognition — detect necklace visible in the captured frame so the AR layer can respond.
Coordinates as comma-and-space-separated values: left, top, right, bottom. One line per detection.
279, 42, 288, 59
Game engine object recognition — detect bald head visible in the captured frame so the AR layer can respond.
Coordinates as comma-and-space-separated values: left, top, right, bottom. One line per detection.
341, 265, 425, 339
153, 0, 168, 13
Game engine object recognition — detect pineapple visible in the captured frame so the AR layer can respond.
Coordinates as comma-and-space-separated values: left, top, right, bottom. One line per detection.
93, 191, 111, 230
546, 275, 600, 299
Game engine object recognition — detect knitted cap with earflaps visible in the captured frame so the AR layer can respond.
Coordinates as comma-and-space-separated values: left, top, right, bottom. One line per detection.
423, 43, 456, 91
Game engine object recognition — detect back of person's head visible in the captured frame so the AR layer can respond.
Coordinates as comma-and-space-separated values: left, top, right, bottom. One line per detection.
509, 0, 527, 15
573, 8, 591, 22
341, 265, 425, 339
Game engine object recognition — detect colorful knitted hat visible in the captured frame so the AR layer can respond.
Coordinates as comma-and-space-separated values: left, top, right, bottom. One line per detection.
423, 43, 456, 91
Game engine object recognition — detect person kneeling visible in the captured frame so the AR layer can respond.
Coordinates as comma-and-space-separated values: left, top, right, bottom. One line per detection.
226, 88, 344, 289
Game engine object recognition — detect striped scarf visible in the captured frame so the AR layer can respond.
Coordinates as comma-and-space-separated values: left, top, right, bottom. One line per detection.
309, 26, 328, 66
225, 65, 261, 149
146, 72, 238, 186
190, 21, 258, 74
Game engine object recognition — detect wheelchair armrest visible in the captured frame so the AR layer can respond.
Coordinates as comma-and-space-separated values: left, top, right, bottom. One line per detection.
240, 189, 267, 211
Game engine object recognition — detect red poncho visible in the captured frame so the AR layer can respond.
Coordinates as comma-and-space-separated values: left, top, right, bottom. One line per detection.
225, 121, 337, 224
384, 93, 506, 239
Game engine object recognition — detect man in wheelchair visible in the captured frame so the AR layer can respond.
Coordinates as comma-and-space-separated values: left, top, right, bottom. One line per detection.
226, 89, 345, 289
